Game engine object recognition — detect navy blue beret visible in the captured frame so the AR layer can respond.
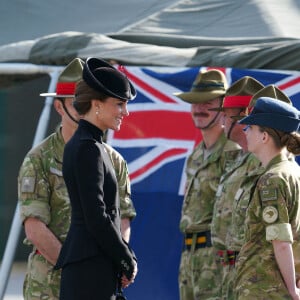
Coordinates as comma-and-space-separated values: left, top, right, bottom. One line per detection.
239, 97, 300, 132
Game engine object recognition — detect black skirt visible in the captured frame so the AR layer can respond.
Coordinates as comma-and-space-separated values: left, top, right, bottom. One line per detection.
60, 254, 118, 300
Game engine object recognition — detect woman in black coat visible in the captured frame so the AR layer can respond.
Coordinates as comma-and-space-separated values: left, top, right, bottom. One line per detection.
55, 57, 138, 300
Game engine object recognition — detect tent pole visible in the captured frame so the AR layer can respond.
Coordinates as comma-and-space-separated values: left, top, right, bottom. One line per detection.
0, 70, 60, 300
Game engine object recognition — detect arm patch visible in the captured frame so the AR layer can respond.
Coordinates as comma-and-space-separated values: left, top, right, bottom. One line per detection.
20, 177, 36, 193
260, 188, 278, 202
262, 206, 278, 224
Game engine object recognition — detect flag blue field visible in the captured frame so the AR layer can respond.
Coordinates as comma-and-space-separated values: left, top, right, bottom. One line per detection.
107, 66, 300, 300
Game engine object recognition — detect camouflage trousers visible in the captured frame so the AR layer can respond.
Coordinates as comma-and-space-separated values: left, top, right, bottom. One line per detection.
179, 246, 222, 300
215, 251, 237, 300
221, 264, 236, 300
23, 251, 61, 300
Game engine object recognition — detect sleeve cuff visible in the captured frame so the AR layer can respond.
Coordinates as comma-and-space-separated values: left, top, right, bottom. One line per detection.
266, 223, 293, 242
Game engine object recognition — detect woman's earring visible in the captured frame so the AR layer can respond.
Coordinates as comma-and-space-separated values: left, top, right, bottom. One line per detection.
96, 110, 99, 115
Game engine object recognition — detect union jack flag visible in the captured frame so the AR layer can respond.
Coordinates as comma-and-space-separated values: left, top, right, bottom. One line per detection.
107, 66, 300, 195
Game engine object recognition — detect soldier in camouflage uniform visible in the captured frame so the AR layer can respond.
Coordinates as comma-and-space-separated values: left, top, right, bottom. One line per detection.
235, 97, 300, 299
209, 76, 264, 300
222, 85, 295, 299
174, 69, 241, 300
18, 58, 136, 300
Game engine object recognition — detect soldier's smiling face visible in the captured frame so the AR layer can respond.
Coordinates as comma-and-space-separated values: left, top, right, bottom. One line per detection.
191, 98, 223, 129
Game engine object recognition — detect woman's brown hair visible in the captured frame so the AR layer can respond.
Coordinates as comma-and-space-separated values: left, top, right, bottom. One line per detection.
73, 80, 109, 115
259, 126, 300, 155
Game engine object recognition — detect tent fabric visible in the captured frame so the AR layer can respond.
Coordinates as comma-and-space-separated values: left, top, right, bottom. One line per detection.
0, 0, 176, 46
120, 0, 300, 39
0, 32, 197, 67
0, 0, 299, 70
0, 31, 300, 70
1, 0, 299, 46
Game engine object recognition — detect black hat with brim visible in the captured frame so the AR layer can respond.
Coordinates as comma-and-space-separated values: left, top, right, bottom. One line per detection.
82, 57, 136, 101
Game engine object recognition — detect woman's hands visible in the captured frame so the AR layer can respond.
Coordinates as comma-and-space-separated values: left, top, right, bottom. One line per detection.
121, 261, 138, 288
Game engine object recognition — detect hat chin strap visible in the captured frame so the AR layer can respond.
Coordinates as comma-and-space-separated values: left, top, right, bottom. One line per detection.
227, 121, 236, 140
199, 98, 223, 130
199, 110, 222, 130
59, 99, 79, 124
227, 108, 244, 139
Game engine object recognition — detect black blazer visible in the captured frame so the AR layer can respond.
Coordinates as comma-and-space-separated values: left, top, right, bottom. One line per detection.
55, 119, 136, 279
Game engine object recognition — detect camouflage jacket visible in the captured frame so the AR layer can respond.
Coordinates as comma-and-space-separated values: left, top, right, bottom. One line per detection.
18, 127, 136, 246
179, 133, 241, 233
211, 152, 262, 250
235, 153, 300, 296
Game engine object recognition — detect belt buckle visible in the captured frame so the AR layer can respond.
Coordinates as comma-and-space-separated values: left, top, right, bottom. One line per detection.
227, 250, 238, 266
